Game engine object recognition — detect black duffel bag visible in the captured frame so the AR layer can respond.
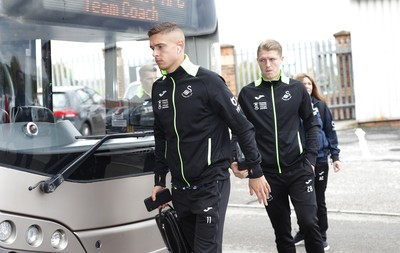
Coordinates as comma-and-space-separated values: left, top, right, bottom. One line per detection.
156, 205, 192, 253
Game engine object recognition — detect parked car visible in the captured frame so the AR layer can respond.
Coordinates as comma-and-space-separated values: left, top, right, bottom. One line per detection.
38, 86, 106, 136
106, 99, 153, 134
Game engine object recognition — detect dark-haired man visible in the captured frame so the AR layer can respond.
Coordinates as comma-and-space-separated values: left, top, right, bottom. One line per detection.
148, 22, 270, 253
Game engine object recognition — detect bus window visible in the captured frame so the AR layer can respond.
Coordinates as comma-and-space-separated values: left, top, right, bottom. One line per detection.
0, 63, 14, 115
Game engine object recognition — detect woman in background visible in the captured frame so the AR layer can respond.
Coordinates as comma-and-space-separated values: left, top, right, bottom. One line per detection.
293, 73, 341, 251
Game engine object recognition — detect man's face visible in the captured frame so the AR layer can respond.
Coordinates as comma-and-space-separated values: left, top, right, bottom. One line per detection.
257, 50, 283, 81
141, 71, 157, 93
149, 32, 182, 73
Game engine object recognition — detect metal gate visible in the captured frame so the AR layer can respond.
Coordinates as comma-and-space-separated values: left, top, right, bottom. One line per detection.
233, 35, 355, 121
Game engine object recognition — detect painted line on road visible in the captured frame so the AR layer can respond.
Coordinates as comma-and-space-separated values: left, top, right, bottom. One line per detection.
228, 203, 400, 217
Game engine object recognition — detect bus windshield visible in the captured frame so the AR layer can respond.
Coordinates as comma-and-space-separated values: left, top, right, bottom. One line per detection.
0, 0, 218, 179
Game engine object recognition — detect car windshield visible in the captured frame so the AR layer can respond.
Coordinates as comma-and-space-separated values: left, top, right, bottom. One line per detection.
53, 93, 69, 108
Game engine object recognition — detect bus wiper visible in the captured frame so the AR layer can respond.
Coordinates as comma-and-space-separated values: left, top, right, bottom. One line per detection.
33, 131, 153, 193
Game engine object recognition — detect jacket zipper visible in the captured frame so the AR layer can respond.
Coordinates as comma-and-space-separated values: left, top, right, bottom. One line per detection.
171, 77, 190, 187
271, 85, 282, 174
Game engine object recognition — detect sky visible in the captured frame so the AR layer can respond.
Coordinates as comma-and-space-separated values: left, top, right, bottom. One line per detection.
215, 0, 352, 48
52, 0, 353, 78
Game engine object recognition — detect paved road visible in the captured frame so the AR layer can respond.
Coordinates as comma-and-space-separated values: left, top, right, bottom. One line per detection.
223, 122, 400, 252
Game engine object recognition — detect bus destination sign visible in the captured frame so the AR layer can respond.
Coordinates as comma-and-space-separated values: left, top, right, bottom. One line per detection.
42, 0, 187, 25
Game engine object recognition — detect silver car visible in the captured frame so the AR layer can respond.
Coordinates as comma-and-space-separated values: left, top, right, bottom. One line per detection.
40, 86, 106, 136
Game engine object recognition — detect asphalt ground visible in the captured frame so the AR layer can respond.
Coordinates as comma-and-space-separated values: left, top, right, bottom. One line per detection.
222, 121, 400, 253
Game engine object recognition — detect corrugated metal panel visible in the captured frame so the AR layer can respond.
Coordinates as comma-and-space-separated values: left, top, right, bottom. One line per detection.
351, 0, 400, 122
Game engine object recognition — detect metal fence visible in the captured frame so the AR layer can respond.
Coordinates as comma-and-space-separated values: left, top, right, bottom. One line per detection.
51, 55, 156, 98
234, 38, 355, 120
51, 54, 105, 93
50, 38, 355, 121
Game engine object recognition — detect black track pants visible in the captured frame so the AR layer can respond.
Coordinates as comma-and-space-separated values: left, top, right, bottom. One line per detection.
297, 161, 330, 241
172, 179, 230, 253
314, 161, 329, 240
264, 164, 324, 253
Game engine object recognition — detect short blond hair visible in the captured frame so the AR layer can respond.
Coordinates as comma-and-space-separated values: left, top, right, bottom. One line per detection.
257, 39, 282, 57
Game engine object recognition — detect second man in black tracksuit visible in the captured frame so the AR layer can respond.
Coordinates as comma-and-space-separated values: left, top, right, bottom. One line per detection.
238, 39, 324, 253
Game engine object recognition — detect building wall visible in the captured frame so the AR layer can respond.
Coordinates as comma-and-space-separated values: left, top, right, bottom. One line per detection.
220, 44, 237, 96
350, 0, 400, 122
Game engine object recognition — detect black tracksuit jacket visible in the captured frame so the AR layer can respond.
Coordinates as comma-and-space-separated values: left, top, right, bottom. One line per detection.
238, 74, 320, 174
152, 56, 262, 187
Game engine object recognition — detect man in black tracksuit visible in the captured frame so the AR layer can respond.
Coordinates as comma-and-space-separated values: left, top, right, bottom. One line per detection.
148, 22, 270, 253
238, 39, 324, 253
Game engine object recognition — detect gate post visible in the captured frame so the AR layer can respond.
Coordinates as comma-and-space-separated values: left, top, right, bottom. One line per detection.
220, 44, 238, 96
333, 31, 355, 120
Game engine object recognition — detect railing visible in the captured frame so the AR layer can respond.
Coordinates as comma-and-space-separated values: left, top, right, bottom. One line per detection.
49, 39, 355, 121
233, 38, 355, 121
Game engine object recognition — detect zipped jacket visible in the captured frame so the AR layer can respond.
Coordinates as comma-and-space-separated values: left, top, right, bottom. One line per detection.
312, 97, 340, 162
238, 74, 320, 174
152, 56, 262, 187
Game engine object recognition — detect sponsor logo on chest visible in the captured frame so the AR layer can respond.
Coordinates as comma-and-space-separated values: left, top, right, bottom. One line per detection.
252, 90, 293, 111
253, 94, 267, 111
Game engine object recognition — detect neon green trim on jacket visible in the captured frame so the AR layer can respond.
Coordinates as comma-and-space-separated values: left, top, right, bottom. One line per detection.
160, 54, 199, 77
270, 85, 282, 174
297, 132, 303, 154
135, 85, 151, 98
255, 70, 291, 87
159, 55, 201, 187
181, 55, 200, 76
170, 77, 190, 187
207, 138, 212, 166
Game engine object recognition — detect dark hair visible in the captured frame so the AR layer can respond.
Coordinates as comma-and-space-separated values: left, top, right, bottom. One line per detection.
147, 22, 182, 37
293, 73, 325, 101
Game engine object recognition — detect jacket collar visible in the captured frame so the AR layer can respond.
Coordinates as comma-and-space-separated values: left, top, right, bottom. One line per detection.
161, 54, 200, 80
255, 70, 290, 87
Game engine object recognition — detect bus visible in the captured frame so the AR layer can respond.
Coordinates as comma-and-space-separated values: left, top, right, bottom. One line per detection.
0, 0, 219, 252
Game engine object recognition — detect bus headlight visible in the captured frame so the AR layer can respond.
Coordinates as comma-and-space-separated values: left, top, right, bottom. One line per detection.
26, 225, 42, 246
51, 229, 68, 250
0, 220, 14, 242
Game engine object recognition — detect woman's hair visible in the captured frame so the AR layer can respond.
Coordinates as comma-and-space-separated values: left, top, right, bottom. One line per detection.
293, 72, 325, 101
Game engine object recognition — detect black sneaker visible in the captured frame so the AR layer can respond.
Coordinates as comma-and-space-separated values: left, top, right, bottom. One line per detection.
323, 240, 330, 251
293, 232, 304, 246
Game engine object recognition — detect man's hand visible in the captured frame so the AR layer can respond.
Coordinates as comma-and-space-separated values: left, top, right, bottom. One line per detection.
333, 160, 341, 173
230, 162, 249, 179
249, 176, 271, 206
151, 185, 169, 209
